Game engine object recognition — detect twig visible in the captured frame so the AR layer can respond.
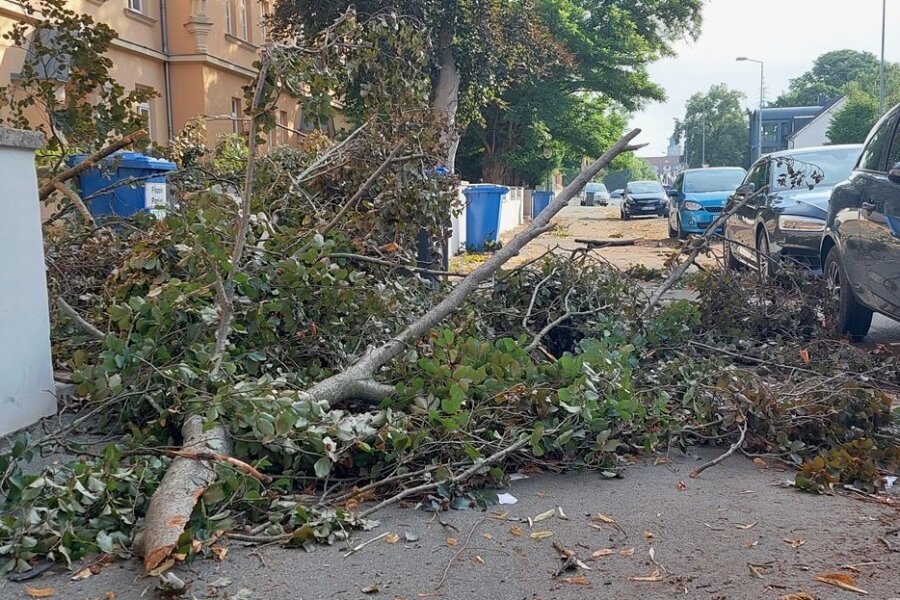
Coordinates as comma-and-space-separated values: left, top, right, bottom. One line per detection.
522, 268, 558, 332
690, 419, 748, 478
53, 182, 96, 228
228, 532, 292, 543
128, 448, 272, 484
38, 130, 147, 201
358, 434, 534, 518
293, 144, 404, 258
435, 519, 483, 590
325, 253, 467, 278
56, 297, 106, 340
210, 56, 270, 378
342, 532, 391, 558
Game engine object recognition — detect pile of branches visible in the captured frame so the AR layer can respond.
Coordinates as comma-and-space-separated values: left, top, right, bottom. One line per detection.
1, 10, 897, 583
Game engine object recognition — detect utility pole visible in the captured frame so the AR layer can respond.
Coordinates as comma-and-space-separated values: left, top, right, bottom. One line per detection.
701, 111, 706, 167
881, 0, 887, 114
737, 57, 765, 159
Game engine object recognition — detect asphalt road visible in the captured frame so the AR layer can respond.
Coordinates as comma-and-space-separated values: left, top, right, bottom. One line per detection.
867, 313, 900, 345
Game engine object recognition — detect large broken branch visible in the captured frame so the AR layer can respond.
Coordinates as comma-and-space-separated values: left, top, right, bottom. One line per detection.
135, 416, 229, 572
38, 130, 147, 201
302, 129, 645, 405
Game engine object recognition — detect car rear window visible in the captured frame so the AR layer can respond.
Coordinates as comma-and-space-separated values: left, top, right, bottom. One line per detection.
771, 147, 861, 191
684, 169, 746, 193
628, 182, 664, 194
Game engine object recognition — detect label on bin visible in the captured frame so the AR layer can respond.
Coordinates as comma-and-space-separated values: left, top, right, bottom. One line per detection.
145, 183, 167, 219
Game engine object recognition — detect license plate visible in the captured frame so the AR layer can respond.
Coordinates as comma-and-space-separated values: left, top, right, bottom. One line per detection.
642, 206, 656, 211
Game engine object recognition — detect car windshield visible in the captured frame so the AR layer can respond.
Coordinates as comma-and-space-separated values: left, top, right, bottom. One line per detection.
586, 183, 607, 193
684, 169, 746, 193
771, 147, 861, 191
628, 182, 664, 195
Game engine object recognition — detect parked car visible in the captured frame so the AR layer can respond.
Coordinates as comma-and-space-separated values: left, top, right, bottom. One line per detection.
821, 104, 900, 340
582, 182, 611, 206
667, 167, 747, 239
723, 144, 863, 277
621, 180, 667, 219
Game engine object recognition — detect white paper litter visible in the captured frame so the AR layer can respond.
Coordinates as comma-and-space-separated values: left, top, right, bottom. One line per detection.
885, 475, 897, 489
509, 473, 529, 481
497, 492, 519, 505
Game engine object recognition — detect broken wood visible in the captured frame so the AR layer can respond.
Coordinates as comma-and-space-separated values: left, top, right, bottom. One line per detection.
574, 238, 637, 249
56, 297, 105, 340
135, 416, 230, 572
38, 130, 147, 201
690, 418, 748, 478
53, 182, 96, 228
128, 448, 272, 484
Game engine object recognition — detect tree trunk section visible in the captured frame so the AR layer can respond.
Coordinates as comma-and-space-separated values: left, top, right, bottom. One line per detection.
432, 27, 461, 171
135, 416, 229, 572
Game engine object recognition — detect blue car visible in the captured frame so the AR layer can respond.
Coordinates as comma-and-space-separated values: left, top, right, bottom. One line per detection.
667, 167, 747, 239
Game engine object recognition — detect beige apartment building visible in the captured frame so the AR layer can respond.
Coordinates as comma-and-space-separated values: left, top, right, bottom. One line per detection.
0, 0, 316, 146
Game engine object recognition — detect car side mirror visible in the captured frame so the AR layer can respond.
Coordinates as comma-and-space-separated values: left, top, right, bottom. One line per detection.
889, 162, 900, 185
736, 183, 755, 196
667, 189, 679, 198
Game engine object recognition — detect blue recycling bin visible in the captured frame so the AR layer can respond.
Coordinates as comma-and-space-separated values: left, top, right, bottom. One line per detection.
464, 184, 509, 251
68, 151, 177, 219
532, 191, 554, 218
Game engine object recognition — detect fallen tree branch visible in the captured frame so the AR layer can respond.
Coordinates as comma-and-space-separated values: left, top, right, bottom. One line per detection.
128, 448, 272, 484
56, 297, 105, 340
135, 416, 230, 572
689, 418, 748, 478
358, 433, 534, 518
325, 252, 467, 278
38, 130, 147, 201
302, 129, 645, 407
53, 182, 96, 228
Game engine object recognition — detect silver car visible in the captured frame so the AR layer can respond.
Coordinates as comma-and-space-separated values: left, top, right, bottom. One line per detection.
582, 182, 610, 206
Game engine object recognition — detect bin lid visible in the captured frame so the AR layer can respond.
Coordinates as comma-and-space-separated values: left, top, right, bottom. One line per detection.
67, 151, 177, 171
463, 184, 509, 194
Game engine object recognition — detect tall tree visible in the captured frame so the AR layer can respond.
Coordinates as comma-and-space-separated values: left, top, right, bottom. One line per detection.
677, 84, 748, 168
827, 89, 880, 144
272, 0, 703, 172
774, 50, 880, 107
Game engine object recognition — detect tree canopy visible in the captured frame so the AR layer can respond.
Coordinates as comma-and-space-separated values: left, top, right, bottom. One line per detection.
774, 50, 881, 107
676, 84, 748, 168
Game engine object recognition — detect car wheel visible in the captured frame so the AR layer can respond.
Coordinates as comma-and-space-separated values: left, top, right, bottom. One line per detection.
824, 249, 873, 342
622, 209, 630, 221
756, 229, 777, 283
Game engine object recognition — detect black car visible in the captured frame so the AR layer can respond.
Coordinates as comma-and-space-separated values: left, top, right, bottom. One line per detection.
723, 144, 862, 277
821, 104, 900, 340
621, 180, 667, 219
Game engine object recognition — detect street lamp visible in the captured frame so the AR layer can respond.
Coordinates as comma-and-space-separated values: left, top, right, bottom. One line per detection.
737, 57, 765, 160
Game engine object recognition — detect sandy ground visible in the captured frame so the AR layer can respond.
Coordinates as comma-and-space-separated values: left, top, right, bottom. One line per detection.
1, 449, 896, 600
451, 204, 712, 273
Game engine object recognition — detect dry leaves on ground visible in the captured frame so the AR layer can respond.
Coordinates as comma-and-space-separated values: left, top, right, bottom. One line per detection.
628, 569, 663, 582
591, 548, 616, 558
561, 575, 591, 586
24, 587, 55, 598
510, 526, 524, 537
530, 531, 553, 540
783, 538, 807, 549
778, 593, 814, 600
385, 533, 400, 544
814, 573, 869, 595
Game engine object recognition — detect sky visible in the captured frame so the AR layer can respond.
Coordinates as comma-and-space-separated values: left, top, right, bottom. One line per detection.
630, 0, 900, 157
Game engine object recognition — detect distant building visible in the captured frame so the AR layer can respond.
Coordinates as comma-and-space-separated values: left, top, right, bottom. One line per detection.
748, 96, 845, 157
643, 135, 685, 184
788, 96, 848, 149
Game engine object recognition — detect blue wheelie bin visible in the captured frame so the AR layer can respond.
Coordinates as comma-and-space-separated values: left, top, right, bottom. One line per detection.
532, 191, 554, 218
68, 151, 177, 220
463, 184, 509, 251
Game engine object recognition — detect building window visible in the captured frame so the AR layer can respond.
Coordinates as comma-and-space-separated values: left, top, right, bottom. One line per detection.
225, 0, 234, 36
128, 0, 143, 13
239, 0, 250, 40
137, 101, 151, 139
231, 97, 243, 135
278, 111, 288, 145
762, 123, 779, 145
259, 0, 270, 41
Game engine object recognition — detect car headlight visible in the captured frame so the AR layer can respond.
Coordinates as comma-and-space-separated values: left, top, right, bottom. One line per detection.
682, 201, 702, 211
778, 215, 825, 232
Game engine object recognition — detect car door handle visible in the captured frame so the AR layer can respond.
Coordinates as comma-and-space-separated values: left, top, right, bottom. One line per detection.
862, 202, 876, 212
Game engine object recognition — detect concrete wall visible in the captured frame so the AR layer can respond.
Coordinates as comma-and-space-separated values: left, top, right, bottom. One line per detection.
499, 187, 524, 235
0, 127, 56, 436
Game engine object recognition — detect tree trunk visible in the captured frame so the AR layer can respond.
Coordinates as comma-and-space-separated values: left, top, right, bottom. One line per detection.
432, 26, 461, 171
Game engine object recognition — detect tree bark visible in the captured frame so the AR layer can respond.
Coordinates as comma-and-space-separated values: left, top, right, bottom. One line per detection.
135, 416, 229, 572
432, 26, 461, 171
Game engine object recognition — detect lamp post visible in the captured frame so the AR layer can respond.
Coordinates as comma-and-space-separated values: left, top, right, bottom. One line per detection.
737, 57, 765, 160
880, 0, 887, 114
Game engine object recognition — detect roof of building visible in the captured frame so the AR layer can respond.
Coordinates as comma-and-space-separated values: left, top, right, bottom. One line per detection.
756, 105, 824, 120
788, 96, 848, 142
